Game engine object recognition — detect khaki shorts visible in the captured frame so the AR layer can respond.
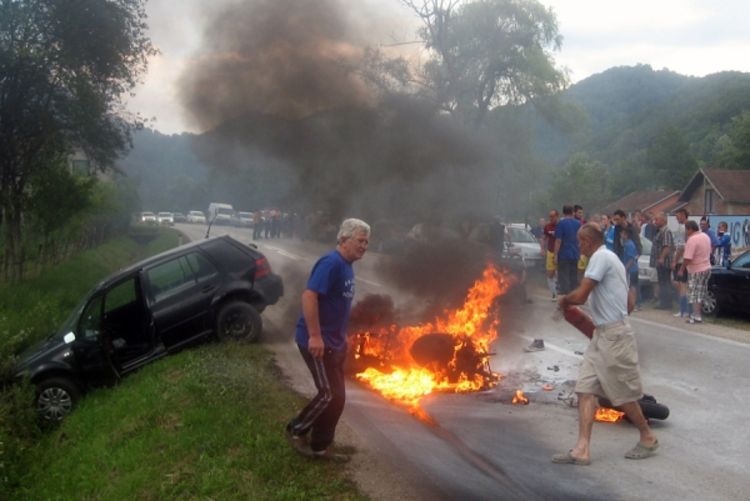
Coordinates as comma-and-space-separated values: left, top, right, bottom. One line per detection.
575, 320, 643, 406
577, 255, 589, 271
546, 251, 557, 272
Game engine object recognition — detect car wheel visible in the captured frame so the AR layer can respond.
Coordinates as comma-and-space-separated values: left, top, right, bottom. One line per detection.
702, 289, 719, 316
216, 301, 262, 343
36, 377, 81, 423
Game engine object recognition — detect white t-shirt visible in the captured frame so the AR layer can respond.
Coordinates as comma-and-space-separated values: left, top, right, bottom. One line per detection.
673, 224, 686, 263
584, 245, 629, 326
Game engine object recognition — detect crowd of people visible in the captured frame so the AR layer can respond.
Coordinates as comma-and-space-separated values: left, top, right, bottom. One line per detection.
536, 205, 731, 324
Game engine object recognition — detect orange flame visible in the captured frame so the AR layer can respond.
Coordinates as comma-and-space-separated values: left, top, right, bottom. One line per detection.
512, 389, 529, 405
355, 263, 513, 412
594, 407, 625, 422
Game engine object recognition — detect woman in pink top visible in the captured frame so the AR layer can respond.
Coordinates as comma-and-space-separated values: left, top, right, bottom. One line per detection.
682, 220, 712, 324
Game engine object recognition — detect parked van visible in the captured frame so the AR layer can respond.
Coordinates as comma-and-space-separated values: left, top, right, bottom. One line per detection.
207, 203, 236, 226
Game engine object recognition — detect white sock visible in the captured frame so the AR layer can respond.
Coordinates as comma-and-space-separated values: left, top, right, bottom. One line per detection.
547, 277, 556, 295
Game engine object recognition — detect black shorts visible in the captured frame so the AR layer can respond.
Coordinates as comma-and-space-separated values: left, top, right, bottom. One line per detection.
673, 267, 688, 282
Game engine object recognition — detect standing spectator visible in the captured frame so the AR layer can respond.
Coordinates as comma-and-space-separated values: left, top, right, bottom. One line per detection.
642, 212, 657, 242
699, 217, 718, 265
672, 209, 689, 318
252, 211, 263, 240
574, 205, 588, 281
682, 220, 712, 324
554, 205, 581, 294
631, 210, 644, 237
285, 218, 370, 462
553, 223, 658, 465
602, 214, 616, 251
542, 210, 559, 299
650, 212, 674, 310
621, 226, 640, 310
611, 209, 628, 259
715, 221, 732, 267
531, 218, 545, 240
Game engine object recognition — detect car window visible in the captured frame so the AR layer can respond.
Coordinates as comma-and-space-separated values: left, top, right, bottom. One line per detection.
185, 252, 218, 281
105, 278, 137, 313
733, 253, 750, 269
79, 295, 104, 338
146, 257, 196, 302
509, 227, 537, 243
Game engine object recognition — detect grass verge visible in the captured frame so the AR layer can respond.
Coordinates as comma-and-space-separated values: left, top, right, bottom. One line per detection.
12, 343, 363, 500
0, 227, 178, 492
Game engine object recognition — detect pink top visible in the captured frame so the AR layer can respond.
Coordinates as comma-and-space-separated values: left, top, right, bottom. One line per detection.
684, 231, 712, 273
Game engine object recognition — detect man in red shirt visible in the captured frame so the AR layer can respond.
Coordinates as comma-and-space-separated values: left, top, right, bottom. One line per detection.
682, 220, 712, 324
542, 209, 559, 299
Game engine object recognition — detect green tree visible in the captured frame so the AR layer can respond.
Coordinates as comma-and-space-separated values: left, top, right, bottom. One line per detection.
0, 0, 155, 280
403, 0, 566, 127
547, 153, 610, 211
715, 111, 750, 168
645, 126, 698, 189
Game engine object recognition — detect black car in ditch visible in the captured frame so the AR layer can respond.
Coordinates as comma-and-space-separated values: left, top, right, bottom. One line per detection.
702, 250, 750, 317
15, 235, 283, 422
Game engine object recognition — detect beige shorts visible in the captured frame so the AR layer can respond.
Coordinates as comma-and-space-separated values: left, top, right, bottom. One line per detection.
575, 320, 643, 406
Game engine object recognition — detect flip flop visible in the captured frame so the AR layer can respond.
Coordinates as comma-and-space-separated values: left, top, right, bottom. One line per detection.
625, 439, 659, 459
552, 450, 590, 465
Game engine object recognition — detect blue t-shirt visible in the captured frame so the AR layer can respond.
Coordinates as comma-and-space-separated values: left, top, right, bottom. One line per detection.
604, 226, 615, 251
621, 239, 639, 273
554, 217, 581, 260
295, 250, 354, 352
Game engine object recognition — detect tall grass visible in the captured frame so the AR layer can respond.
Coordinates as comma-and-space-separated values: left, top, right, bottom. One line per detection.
0, 227, 179, 492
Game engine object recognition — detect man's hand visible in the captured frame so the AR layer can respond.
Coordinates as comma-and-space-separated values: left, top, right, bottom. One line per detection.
308, 336, 325, 359
557, 294, 568, 310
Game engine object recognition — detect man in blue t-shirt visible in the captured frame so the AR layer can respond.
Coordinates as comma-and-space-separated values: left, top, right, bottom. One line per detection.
554, 205, 581, 294
286, 218, 370, 462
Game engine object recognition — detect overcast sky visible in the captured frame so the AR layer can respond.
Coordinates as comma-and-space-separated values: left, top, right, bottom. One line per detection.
126, 0, 750, 135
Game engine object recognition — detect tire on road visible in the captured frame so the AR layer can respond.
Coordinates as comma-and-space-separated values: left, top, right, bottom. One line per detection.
216, 301, 263, 343
36, 377, 81, 423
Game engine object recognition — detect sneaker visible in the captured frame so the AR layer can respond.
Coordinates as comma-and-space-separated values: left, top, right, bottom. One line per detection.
312, 448, 351, 463
524, 339, 545, 352
672, 312, 683, 318
285, 423, 309, 451
686, 317, 703, 324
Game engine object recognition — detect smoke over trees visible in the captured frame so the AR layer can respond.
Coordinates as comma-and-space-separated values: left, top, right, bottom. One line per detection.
179, 0, 566, 225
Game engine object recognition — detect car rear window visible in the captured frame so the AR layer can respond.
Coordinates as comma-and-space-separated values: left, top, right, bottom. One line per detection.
201, 238, 256, 273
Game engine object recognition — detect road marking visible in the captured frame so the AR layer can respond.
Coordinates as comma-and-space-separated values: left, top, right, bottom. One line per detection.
356, 277, 383, 287
629, 316, 750, 349
260, 245, 303, 261
520, 335, 583, 359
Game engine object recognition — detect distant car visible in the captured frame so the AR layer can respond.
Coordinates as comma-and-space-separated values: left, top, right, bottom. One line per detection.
157, 212, 174, 226
140, 211, 157, 225
637, 238, 658, 296
14, 236, 284, 422
703, 251, 750, 316
506, 224, 543, 270
187, 210, 207, 224
236, 211, 254, 227
173, 212, 187, 223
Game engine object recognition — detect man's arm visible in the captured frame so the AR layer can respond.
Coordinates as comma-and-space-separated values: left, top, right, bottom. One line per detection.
301, 289, 325, 358
559, 277, 597, 308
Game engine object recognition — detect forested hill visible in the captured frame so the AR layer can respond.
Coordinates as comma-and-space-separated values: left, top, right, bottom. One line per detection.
527, 64, 750, 196
119, 65, 750, 212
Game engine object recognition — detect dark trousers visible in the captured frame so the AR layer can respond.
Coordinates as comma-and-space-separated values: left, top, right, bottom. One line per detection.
289, 344, 346, 452
558, 259, 579, 294
657, 265, 673, 309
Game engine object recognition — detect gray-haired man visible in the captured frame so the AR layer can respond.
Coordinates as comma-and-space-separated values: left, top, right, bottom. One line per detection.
286, 218, 370, 462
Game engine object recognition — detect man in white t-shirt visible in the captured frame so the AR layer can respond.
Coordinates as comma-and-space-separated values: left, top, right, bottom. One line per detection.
553, 223, 658, 465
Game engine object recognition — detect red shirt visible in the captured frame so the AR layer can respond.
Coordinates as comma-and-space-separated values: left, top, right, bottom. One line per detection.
544, 222, 557, 252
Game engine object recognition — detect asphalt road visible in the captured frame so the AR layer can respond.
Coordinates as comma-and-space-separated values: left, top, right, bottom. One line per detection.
178, 224, 750, 500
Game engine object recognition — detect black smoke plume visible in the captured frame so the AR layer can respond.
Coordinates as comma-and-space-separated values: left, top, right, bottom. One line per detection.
180, 0, 507, 308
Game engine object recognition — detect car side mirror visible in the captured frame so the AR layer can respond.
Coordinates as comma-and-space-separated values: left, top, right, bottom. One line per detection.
63, 332, 76, 344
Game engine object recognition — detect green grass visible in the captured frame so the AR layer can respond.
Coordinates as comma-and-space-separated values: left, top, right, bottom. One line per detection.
1, 227, 365, 500
0, 226, 180, 358
12, 343, 364, 500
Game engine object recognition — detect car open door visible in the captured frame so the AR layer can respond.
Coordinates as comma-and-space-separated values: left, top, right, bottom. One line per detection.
71, 293, 120, 385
